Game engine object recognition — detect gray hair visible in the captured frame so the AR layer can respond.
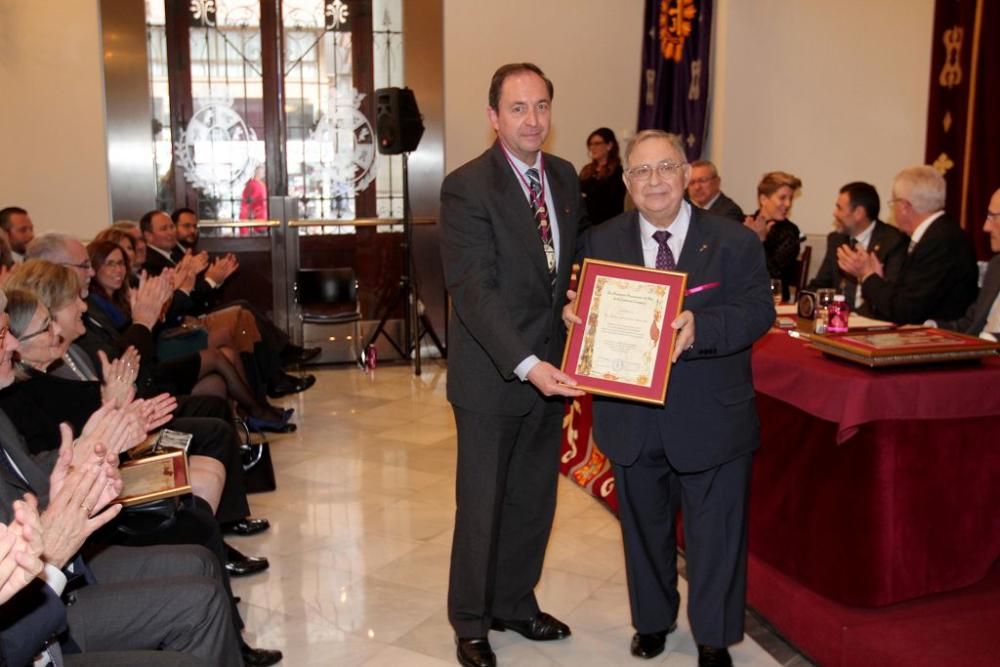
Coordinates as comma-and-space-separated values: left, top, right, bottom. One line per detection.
690, 159, 719, 177
25, 232, 76, 263
623, 130, 688, 169
893, 166, 946, 214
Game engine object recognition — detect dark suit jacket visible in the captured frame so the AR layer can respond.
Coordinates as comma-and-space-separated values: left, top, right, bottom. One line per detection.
581, 208, 775, 472
440, 142, 584, 416
707, 191, 744, 223
937, 255, 1000, 334
807, 220, 909, 311
862, 214, 979, 324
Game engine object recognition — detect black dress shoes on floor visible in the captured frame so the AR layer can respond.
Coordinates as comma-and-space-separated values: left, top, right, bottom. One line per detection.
222, 517, 270, 536
630, 622, 678, 659
490, 611, 571, 641
697, 644, 733, 667
267, 373, 316, 398
456, 637, 495, 667
225, 543, 269, 577
240, 639, 283, 666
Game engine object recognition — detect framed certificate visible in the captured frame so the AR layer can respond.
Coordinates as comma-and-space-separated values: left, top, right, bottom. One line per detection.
115, 448, 192, 508
561, 258, 687, 405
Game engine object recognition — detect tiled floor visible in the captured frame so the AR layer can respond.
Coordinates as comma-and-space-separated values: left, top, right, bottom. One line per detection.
233, 363, 802, 666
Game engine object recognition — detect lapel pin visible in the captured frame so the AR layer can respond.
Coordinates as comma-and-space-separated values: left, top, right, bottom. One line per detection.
699, 243, 709, 253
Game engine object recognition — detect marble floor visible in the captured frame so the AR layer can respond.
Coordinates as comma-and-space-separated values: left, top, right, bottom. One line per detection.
233, 363, 802, 666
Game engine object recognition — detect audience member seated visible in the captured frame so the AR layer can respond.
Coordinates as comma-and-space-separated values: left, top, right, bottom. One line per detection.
837, 165, 978, 324
21, 233, 293, 433
144, 209, 317, 398
578, 128, 627, 226
744, 171, 802, 301
0, 208, 33, 264
0, 290, 282, 665
807, 181, 909, 312
933, 188, 1000, 339
110, 220, 148, 274
687, 160, 744, 222
173, 207, 321, 377
0, 292, 264, 666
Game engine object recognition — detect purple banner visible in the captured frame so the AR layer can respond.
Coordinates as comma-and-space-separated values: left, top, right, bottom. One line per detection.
637, 0, 714, 161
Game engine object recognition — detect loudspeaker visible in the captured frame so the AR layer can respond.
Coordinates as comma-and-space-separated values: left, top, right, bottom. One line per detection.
375, 87, 424, 155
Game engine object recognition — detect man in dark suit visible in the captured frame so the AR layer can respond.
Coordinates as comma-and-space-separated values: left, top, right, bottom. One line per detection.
565, 131, 774, 667
935, 188, 1000, 338
686, 160, 744, 223
440, 62, 586, 667
807, 181, 908, 311
838, 166, 978, 324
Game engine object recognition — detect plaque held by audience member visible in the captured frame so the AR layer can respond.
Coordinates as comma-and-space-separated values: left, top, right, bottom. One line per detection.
561, 258, 686, 405
116, 434, 193, 508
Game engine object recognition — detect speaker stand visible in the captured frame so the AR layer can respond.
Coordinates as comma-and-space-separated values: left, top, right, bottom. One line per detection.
359, 152, 445, 375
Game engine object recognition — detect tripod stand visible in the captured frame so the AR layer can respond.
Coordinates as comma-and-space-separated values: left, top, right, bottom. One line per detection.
360, 152, 445, 375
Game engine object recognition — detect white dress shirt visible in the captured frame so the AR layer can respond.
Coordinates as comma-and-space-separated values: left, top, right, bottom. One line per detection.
638, 201, 692, 269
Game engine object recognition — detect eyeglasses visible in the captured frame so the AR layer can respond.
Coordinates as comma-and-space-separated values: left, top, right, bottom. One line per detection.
587, 139, 607, 147
61, 260, 93, 271
103, 259, 127, 269
688, 176, 718, 186
987, 210, 1000, 221
625, 161, 687, 182
886, 197, 909, 208
18, 318, 53, 343
0, 325, 7, 348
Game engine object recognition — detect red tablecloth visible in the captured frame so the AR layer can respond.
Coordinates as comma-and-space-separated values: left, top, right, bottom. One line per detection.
560, 331, 1000, 607
752, 330, 1000, 444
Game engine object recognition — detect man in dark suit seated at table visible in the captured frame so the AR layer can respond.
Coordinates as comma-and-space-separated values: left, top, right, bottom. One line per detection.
807, 181, 908, 312
933, 188, 1000, 340
686, 160, 744, 223
837, 165, 978, 324
565, 130, 774, 666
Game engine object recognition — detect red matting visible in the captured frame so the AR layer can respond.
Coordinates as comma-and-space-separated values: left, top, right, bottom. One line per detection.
561, 259, 686, 405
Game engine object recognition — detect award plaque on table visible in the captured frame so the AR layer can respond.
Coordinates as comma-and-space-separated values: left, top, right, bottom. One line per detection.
561, 258, 687, 405
115, 447, 192, 508
809, 327, 1000, 367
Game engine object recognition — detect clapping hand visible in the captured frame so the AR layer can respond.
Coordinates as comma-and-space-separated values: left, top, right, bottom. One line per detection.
78, 404, 144, 461
126, 393, 177, 433
131, 271, 173, 329
0, 495, 45, 604
41, 430, 123, 568
836, 244, 883, 282
98, 347, 139, 408
205, 253, 239, 285
743, 213, 773, 241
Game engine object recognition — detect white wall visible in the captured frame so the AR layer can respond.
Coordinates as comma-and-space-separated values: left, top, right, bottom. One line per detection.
0, 0, 110, 238
708, 0, 935, 241
442, 0, 645, 173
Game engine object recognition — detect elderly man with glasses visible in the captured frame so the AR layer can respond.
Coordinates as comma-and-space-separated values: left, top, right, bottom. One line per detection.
564, 130, 774, 666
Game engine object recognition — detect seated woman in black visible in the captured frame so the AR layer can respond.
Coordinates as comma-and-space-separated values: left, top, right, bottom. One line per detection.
744, 170, 803, 302
83, 242, 292, 432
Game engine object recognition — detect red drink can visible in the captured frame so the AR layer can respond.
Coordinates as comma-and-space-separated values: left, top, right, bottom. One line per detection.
365, 343, 378, 371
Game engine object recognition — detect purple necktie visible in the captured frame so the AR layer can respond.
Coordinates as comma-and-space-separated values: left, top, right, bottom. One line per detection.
652, 230, 676, 270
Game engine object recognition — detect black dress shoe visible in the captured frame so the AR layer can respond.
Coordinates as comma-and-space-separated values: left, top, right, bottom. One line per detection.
266, 373, 316, 398
240, 640, 283, 666
697, 645, 733, 667
490, 611, 571, 641
225, 543, 269, 577
456, 637, 495, 667
223, 517, 271, 536
630, 622, 677, 659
